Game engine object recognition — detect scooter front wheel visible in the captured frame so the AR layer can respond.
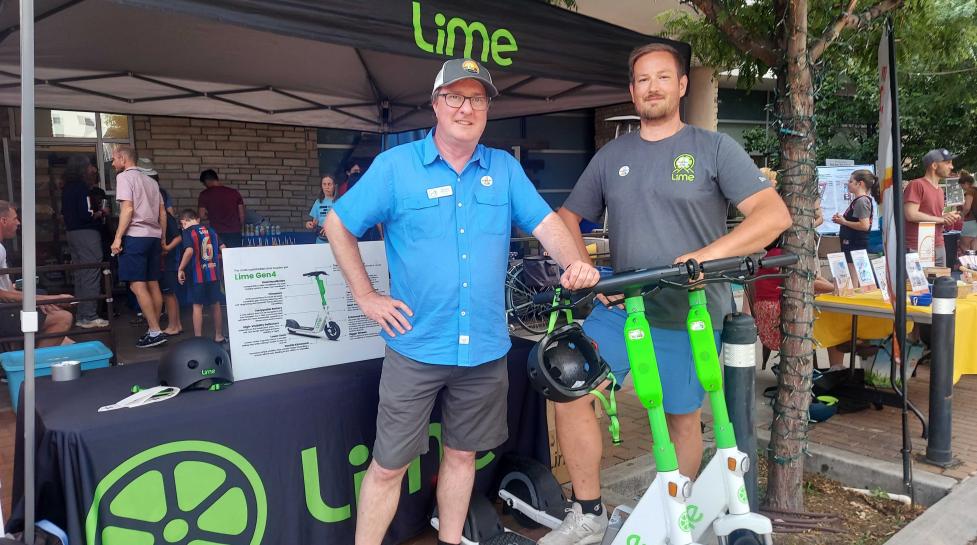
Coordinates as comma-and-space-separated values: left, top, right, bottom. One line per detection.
724, 529, 765, 545
325, 322, 341, 340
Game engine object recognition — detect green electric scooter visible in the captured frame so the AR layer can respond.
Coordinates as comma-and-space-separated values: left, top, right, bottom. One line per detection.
592, 253, 796, 545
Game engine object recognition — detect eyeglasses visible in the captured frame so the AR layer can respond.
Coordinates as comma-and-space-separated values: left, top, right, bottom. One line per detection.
437, 93, 490, 111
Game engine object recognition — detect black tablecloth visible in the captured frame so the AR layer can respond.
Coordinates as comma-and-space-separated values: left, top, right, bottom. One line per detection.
9, 337, 548, 545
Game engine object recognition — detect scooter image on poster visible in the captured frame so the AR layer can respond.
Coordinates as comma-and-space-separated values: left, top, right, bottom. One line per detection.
285, 271, 341, 340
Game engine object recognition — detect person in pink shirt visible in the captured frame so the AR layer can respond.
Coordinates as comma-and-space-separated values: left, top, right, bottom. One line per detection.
111, 145, 168, 348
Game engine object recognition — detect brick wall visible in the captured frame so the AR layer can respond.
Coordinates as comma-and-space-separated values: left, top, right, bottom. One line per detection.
132, 116, 319, 230
594, 103, 637, 150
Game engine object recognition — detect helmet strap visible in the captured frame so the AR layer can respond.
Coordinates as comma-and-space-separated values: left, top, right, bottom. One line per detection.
589, 372, 621, 445
98, 386, 180, 412
546, 287, 575, 334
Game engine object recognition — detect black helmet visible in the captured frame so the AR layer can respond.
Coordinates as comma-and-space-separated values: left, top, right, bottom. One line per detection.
527, 323, 609, 403
159, 337, 233, 391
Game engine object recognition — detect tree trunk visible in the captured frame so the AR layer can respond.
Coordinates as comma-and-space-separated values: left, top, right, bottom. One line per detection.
764, 0, 819, 513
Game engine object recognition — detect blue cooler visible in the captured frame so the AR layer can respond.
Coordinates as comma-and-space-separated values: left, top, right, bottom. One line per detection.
0, 341, 113, 411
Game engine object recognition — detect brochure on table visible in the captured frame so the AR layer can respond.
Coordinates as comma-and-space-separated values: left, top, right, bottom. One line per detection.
222, 242, 388, 381
816, 164, 877, 235
905, 253, 929, 295
871, 257, 890, 302
850, 249, 877, 291
827, 252, 854, 295
917, 222, 936, 268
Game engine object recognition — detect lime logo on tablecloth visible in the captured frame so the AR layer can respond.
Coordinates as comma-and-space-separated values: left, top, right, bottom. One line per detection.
679, 504, 703, 532
738, 485, 749, 504
86, 440, 267, 545
672, 153, 696, 182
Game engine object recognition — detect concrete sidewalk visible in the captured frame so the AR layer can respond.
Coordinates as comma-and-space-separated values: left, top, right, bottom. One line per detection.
883, 474, 977, 545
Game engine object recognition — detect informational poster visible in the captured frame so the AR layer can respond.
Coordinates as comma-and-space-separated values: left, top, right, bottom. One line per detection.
905, 253, 929, 295
816, 164, 877, 235
917, 222, 936, 267
850, 249, 877, 291
222, 242, 389, 381
871, 257, 890, 302
827, 252, 854, 294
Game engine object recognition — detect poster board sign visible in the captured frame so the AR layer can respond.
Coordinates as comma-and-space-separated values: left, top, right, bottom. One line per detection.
905, 253, 930, 295
917, 222, 936, 267
850, 249, 877, 291
222, 242, 389, 381
871, 257, 890, 302
827, 252, 854, 295
825, 158, 855, 167
816, 165, 877, 235
944, 177, 964, 208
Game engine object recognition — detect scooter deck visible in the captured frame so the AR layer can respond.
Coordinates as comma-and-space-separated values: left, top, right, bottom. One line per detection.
482, 531, 536, 545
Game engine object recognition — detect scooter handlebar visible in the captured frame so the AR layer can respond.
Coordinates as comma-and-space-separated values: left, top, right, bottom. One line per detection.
593, 262, 694, 297
698, 256, 749, 274
758, 253, 799, 269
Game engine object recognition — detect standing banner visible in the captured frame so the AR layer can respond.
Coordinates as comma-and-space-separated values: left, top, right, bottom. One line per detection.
878, 27, 899, 308
222, 242, 389, 380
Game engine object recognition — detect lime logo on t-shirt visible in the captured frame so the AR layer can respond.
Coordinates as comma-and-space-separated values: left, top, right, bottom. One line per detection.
672, 153, 696, 182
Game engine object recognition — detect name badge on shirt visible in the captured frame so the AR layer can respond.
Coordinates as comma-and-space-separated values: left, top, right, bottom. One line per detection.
427, 185, 453, 199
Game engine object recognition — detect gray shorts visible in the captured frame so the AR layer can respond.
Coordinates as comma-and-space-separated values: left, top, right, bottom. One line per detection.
373, 347, 509, 469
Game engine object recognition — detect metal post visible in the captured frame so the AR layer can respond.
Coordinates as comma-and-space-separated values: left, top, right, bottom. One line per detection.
722, 312, 759, 511
925, 277, 956, 466
19, 0, 37, 542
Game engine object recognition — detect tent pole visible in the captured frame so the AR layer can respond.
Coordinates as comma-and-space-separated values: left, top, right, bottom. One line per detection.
19, 0, 37, 542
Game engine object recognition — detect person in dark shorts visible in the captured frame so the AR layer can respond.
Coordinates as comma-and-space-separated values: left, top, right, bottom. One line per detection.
326, 58, 599, 545
111, 145, 167, 349
177, 209, 225, 343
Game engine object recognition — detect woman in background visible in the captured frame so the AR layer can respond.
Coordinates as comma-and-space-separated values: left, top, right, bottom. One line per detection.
958, 170, 977, 255
306, 175, 336, 244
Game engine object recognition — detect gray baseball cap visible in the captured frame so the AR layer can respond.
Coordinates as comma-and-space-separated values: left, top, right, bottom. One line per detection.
432, 58, 498, 98
922, 148, 956, 169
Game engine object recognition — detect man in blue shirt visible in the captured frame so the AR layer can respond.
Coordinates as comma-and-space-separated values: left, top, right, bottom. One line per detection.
326, 58, 599, 545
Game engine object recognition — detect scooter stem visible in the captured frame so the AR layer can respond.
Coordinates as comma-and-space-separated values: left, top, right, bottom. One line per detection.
687, 289, 736, 450
624, 295, 679, 473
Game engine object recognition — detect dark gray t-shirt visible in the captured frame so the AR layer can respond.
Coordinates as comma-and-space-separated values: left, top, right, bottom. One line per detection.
564, 125, 770, 329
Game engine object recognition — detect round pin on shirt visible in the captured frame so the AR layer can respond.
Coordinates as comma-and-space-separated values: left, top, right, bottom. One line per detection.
618, 166, 630, 177
481, 175, 493, 187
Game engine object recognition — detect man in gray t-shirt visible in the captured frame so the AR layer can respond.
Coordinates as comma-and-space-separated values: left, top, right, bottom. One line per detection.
564, 125, 771, 329
540, 43, 791, 545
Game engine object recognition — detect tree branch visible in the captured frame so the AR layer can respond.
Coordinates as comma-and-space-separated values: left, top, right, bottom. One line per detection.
810, 0, 904, 61
686, 0, 779, 68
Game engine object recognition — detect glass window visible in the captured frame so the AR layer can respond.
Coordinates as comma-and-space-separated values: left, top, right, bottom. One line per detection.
101, 142, 123, 191
100, 113, 129, 139
35, 109, 98, 138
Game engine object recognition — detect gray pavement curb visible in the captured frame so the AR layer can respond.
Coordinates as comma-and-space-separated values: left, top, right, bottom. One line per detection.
756, 428, 958, 507
598, 432, 958, 509
883, 474, 977, 545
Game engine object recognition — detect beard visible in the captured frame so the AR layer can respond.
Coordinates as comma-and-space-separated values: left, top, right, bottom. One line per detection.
636, 95, 677, 121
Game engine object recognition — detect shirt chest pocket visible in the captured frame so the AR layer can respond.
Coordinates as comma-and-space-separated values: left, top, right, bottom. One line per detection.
474, 190, 510, 235
402, 196, 444, 239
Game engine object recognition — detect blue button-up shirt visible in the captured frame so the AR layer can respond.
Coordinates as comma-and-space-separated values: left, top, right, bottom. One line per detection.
333, 130, 552, 366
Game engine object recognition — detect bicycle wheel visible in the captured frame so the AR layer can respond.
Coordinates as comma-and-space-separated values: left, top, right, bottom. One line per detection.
505, 263, 551, 335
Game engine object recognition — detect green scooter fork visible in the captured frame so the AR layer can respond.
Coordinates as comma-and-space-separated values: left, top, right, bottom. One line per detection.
686, 288, 736, 450
622, 295, 678, 472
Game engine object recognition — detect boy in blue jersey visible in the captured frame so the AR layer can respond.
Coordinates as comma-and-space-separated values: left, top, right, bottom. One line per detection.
177, 209, 226, 343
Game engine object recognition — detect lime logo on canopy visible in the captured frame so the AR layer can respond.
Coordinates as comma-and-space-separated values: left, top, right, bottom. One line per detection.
86, 440, 267, 545
672, 153, 696, 182
412, 1, 518, 67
